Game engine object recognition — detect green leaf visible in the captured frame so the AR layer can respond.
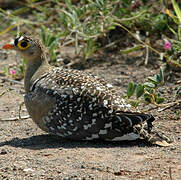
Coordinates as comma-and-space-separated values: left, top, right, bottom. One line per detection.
136, 84, 144, 99
49, 43, 57, 53
40, 26, 46, 45
65, 0, 73, 11
108, 25, 116, 30
155, 96, 164, 104
144, 82, 156, 88
159, 67, 164, 83
51, 53, 57, 61
148, 76, 158, 84
144, 93, 152, 103
127, 82, 136, 98
46, 33, 52, 47
48, 36, 56, 47
171, 0, 181, 23
129, 100, 139, 108
178, 26, 181, 40
167, 25, 177, 35
155, 74, 161, 84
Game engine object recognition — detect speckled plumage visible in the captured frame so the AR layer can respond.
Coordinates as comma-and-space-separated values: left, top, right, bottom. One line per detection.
25, 67, 153, 141
3, 36, 172, 146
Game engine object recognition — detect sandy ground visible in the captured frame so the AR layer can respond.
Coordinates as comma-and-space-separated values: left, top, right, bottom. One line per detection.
0, 38, 181, 179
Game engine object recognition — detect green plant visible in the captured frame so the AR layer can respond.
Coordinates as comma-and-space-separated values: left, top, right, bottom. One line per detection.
40, 26, 62, 63
163, 0, 181, 71
126, 68, 165, 108
0, 0, 174, 60
3, 58, 26, 80
170, 0, 181, 40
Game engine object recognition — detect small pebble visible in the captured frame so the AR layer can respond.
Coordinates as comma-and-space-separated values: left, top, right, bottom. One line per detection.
81, 165, 85, 169
23, 168, 34, 172
0, 149, 8, 155
170, 147, 176, 151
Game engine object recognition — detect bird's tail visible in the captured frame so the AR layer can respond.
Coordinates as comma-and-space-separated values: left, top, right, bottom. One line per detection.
132, 114, 172, 146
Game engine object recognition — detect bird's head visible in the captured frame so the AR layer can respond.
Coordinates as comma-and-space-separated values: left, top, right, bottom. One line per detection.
2, 36, 45, 62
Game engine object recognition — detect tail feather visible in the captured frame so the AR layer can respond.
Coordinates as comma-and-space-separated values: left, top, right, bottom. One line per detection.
114, 112, 154, 131
132, 117, 172, 147
115, 112, 172, 146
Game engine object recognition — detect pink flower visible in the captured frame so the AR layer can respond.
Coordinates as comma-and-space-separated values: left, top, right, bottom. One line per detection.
10, 69, 16, 75
164, 40, 171, 50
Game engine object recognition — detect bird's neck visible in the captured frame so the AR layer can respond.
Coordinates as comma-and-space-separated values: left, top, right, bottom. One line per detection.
24, 56, 51, 93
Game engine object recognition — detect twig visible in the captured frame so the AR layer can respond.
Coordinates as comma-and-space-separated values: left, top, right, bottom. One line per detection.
60, 39, 75, 48
0, 91, 6, 98
158, 103, 178, 112
1, 77, 23, 85
143, 106, 160, 113
169, 167, 173, 180
0, 101, 28, 122
116, 10, 147, 22
157, 99, 181, 111
145, 45, 149, 66
18, 102, 25, 120
65, 56, 82, 68
120, 45, 143, 54
143, 99, 181, 112
166, 58, 181, 71
113, 22, 161, 55
0, 115, 30, 122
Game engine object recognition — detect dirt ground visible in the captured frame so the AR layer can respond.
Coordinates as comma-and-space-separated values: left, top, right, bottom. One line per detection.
0, 37, 181, 180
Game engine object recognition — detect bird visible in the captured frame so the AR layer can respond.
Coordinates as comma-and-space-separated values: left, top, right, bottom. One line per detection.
2, 36, 171, 146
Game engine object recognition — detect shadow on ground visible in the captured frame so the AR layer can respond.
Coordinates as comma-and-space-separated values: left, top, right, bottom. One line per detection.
0, 134, 152, 150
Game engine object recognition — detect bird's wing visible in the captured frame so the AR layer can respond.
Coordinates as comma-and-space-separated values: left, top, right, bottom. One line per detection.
30, 67, 153, 130
31, 67, 135, 112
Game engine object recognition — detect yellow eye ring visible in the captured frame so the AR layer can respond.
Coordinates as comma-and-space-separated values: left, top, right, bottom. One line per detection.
17, 40, 30, 50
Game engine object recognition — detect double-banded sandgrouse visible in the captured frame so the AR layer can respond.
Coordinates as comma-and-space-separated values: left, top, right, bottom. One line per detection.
3, 36, 171, 146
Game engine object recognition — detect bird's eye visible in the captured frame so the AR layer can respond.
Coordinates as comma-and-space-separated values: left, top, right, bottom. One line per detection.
17, 40, 30, 50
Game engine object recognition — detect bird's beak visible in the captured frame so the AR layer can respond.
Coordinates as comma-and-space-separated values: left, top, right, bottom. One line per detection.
2, 43, 15, 50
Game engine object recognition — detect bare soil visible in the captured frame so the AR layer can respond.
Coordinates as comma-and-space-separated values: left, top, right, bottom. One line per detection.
0, 37, 181, 180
